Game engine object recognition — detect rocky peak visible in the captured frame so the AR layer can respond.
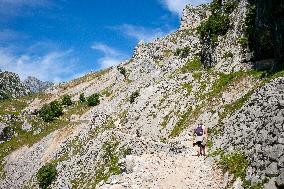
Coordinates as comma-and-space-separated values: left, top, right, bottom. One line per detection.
24, 76, 53, 93
0, 71, 30, 100
180, 4, 210, 30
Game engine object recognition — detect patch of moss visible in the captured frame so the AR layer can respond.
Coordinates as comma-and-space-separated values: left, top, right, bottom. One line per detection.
180, 56, 202, 73
219, 152, 249, 180
181, 83, 193, 95
169, 107, 192, 137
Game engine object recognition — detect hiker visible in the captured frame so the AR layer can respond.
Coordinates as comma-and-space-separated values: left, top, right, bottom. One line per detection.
193, 122, 208, 156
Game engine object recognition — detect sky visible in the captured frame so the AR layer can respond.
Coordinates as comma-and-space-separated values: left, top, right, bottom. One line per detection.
0, 0, 211, 82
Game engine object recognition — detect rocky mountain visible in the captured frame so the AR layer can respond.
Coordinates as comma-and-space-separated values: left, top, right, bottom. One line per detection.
0, 70, 31, 100
0, 0, 283, 189
24, 76, 53, 93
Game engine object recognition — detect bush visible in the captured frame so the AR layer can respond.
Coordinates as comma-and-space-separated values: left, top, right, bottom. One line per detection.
197, 13, 230, 40
0, 127, 14, 141
224, 0, 238, 14
79, 93, 86, 103
244, 4, 257, 48
197, 0, 232, 42
36, 163, 57, 189
180, 56, 202, 73
39, 101, 63, 122
87, 93, 100, 106
237, 37, 249, 47
219, 152, 248, 180
174, 46, 191, 58
129, 91, 139, 104
117, 66, 127, 78
222, 51, 234, 59
61, 95, 72, 106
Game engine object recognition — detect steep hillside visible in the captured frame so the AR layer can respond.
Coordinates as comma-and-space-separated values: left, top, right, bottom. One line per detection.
0, 71, 31, 100
24, 76, 53, 93
0, 0, 283, 189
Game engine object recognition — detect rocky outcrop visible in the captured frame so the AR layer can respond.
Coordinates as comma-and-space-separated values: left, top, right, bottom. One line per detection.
180, 4, 210, 30
0, 70, 30, 100
215, 77, 284, 188
24, 76, 53, 93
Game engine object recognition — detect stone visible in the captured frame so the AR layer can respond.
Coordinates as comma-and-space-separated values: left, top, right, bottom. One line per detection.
22, 121, 32, 131
264, 177, 277, 189
276, 172, 284, 187
232, 177, 243, 189
265, 162, 279, 177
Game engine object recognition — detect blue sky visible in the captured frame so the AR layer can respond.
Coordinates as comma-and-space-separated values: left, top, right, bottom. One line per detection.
0, 0, 210, 82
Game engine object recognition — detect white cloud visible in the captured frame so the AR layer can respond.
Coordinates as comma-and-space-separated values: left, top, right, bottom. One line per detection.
91, 43, 127, 68
111, 24, 172, 43
160, 0, 211, 16
0, 0, 51, 18
0, 48, 78, 82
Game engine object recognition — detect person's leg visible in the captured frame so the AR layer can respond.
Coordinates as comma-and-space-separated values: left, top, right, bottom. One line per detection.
202, 146, 206, 156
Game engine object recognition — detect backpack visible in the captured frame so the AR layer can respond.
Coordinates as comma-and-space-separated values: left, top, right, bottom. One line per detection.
195, 125, 204, 136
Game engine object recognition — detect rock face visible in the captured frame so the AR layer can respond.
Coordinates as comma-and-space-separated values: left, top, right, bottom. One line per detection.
180, 4, 210, 30
215, 77, 284, 188
0, 1, 283, 189
0, 70, 30, 100
24, 76, 53, 93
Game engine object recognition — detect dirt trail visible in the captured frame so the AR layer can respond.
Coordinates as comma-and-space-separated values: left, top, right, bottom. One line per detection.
98, 142, 224, 189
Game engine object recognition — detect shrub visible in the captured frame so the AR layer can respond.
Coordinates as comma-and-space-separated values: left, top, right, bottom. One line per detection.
244, 4, 257, 48
39, 101, 63, 122
197, 13, 230, 40
36, 163, 57, 189
237, 37, 249, 47
79, 93, 86, 103
61, 95, 72, 106
87, 93, 100, 106
117, 66, 127, 78
129, 91, 139, 104
222, 51, 234, 59
219, 152, 248, 180
180, 56, 202, 73
197, 0, 232, 42
0, 127, 14, 141
174, 46, 191, 58
224, 0, 238, 14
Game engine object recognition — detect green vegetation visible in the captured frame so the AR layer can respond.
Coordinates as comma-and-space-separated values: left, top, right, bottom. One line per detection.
244, 4, 256, 48
237, 37, 249, 47
192, 72, 202, 81
93, 138, 131, 187
79, 93, 86, 103
224, 0, 238, 14
117, 66, 127, 79
161, 112, 173, 129
39, 101, 63, 122
0, 99, 27, 116
169, 107, 192, 137
180, 56, 202, 73
174, 46, 191, 58
61, 95, 73, 106
219, 152, 248, 180
101, 88, 112, 97
87, 93, 100, 106
197, 0, 238, 43
222, 51, 234, 59
181, 83, 193, 95
129, 91, 139, 104
36, 163, 57, 189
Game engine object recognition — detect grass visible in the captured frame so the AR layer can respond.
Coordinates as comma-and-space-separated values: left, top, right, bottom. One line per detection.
169, 107, 192, 137
219, 152, 249, 182
101, 88, 112, 97
0, 99, 27, 116
180, 56, 202, 73
161, 111, 173, 129
181, 83, 193, 95
0, 102, 90, 169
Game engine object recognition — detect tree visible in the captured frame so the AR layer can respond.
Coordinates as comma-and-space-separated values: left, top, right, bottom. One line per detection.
61, 95, 72, 106
87, 93, 100, 106
79, 93, 86, 103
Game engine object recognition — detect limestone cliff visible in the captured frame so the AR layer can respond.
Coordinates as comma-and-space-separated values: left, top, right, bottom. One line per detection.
0, 1, 283, 189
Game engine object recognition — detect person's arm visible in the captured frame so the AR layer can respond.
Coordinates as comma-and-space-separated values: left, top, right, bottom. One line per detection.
204, 127, 208, 139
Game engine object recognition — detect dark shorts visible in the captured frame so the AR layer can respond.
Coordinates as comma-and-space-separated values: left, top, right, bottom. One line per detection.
194, 141, 205, 148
